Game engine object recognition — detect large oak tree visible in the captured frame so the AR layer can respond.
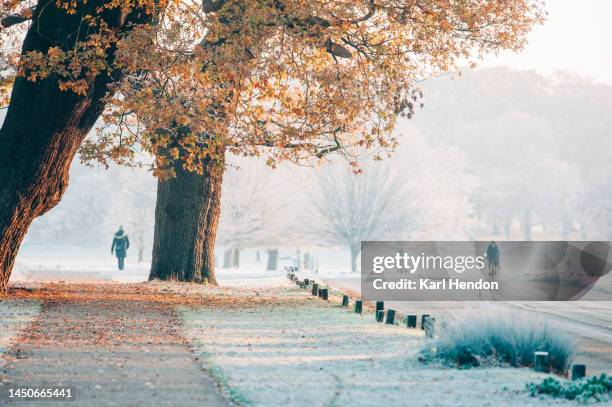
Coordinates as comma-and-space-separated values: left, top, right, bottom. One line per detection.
0, 0, 544, 289
0, 0, 165, 291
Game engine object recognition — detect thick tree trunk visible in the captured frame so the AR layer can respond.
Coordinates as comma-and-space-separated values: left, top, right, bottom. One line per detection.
267, 249, 278, 271
232, 248, 240, 268
222, 249, 232, 268
295, 247, 302, 269
0, 1, 152, 291
303, 253, 311, 270
504, 218, 512, 239
149, 155, 224, 284
522, 210, 532, 241
562, 217, 571, 240
350, 244, 360, 273
491, 221, 500, 236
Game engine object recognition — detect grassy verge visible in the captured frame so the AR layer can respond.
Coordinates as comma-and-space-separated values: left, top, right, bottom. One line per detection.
421, 311, 574, 373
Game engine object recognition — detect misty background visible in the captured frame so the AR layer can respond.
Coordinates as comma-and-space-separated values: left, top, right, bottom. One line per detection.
12, 65, 612, 276
10, 0, 612, 277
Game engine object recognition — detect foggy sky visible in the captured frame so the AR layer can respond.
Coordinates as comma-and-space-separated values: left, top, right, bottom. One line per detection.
481, 0, 612, 85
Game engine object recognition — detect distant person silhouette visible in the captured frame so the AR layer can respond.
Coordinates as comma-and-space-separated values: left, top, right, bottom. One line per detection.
486, 241, 500, 275
111, 226, 130, 270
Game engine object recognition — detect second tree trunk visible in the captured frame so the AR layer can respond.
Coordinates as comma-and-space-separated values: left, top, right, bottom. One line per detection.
149, 155, 224, 284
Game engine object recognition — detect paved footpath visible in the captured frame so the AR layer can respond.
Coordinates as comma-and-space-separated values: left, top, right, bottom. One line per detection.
0, 285, 227, 407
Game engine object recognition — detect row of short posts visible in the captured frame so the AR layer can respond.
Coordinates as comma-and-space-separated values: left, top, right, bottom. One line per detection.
292, 276, 436, 334
302, 280, 586, 380
290, 274, 332, 304
373, 301, 434, 331
359, 300, 433, 330
300, 279, 329, 301
292, 277, 589, 380
318, 287, 329, 301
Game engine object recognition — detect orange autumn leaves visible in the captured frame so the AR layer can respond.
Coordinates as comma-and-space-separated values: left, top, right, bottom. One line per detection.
2, 0, 545, 176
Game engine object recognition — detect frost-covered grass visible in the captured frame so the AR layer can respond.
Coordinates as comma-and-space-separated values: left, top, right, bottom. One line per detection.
179, 288, 575, 406
0, 299, 41, 361
425, 311, 575, 373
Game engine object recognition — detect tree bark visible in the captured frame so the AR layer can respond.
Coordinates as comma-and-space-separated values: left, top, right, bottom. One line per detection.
0, 1, 153, 291
232, 248, 240, 268
303, 252, 311, 270
350, 244, 360, 273
504, 218, 512, 239
562, 217, 571, 240
491, 221, 500, 236
295, 247, 302, 269
149, 155, 224, 284
266, 249, 278, 271
522, 210, 532, 241
222, 249, 232, 268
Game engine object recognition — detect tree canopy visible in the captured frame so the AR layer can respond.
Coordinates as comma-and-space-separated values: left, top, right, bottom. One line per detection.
1, 0, 545, 175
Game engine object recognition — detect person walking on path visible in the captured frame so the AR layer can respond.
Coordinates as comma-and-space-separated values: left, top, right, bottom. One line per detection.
485, 241, 500, 280
111, 226, 130, 270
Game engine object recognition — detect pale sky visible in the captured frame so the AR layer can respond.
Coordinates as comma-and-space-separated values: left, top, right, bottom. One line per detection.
481, 0, 612, 85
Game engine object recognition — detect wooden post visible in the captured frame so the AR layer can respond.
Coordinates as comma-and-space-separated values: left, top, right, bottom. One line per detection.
534, 351, 550, 373
571, 364, 586, 380
375, 301, 384, 320
376, 310, 384, 322
420, 314, 430, 330
385, 309, 396, 325
354, 300, 363, 314
320, 288, 329, 300
424, 316, 435, 338
405, 315, 417, 328
341, 295, 349, 307
311, 283, 319, 296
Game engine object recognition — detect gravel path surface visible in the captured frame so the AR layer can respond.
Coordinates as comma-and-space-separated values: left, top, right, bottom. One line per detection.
0, 285, 227, 407
0, 299, 41, 362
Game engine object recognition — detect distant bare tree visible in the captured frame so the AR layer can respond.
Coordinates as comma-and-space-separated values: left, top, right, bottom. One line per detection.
216, 156, 286, 268
303, 161, 423, 273
302, 135, 475, 272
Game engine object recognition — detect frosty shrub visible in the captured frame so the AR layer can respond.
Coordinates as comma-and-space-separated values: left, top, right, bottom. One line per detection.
421, 311, 575, 373
527, 374, 611, 403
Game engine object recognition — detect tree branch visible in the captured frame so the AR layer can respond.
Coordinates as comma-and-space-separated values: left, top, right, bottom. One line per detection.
1, 6, 34, 29
202, 0, 226, 13
315, 132, 342, 158
347, 0, 376, 24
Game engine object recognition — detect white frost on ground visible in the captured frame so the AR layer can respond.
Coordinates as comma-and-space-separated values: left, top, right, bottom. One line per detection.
180, 289, 579, 407
0, 300, 41, 365
12, 247, 290, 285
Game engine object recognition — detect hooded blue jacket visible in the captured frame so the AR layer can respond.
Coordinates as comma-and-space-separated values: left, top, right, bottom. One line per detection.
111, 230, 130, 258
